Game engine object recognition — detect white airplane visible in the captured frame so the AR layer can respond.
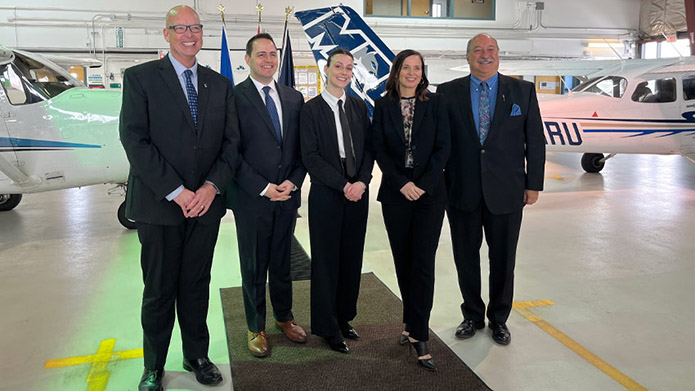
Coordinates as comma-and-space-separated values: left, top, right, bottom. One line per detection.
0, 45, 131, 226
295, 6, 695, 173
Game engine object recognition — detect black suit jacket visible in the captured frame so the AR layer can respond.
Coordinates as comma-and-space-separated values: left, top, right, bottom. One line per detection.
300, 94, 374, 190
226, 77, 306, 211
438, 74, 545, 215
119, 56, 239, 225
372, 93, 450, 205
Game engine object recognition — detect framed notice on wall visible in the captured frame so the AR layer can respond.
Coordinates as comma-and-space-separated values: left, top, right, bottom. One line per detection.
294, 65, 322, 101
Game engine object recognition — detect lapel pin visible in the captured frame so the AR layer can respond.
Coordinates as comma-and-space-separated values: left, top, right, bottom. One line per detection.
204, 83, 208, 88
502, 94, 505, 102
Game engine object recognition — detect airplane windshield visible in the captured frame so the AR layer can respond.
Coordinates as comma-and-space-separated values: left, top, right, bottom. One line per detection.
0, 51, 81, 105
572, 76, 627, 98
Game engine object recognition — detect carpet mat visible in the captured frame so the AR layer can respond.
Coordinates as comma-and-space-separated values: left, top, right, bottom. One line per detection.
220, 272, 492, 391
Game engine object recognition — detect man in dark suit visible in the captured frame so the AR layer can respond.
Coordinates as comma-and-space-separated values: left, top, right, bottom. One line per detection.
227, 33, 307, 358
119, 5, 238, 390
438, 33, 545, 346
300, 48, 374, 354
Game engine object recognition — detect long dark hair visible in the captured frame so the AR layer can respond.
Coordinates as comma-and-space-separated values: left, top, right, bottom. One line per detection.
384, 49, 429, 101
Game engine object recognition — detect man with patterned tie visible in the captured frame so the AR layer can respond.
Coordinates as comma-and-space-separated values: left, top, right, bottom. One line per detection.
438, 33, 545, 346
227, 33, 307, 358
119, 5, 239, 390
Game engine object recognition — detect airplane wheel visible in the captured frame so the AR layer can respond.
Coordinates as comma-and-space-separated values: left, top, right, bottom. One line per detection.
581, 153, 605, 173
118, 200, 137, 230
0, 194, 22, 211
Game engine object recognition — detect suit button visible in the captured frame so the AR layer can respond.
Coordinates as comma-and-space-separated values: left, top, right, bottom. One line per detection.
277, 146, 281, 149
193, 145, 198, 150
278, 164, 282, 168
481, 149, 486, 154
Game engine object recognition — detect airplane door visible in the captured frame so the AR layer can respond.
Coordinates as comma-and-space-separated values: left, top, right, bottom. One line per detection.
0, 65, 20, 187
680, 74, 695, 157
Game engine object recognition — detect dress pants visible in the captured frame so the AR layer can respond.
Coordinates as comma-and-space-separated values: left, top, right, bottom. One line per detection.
308, 183, 368, 341
234, 204, 296, 332
447, 198, 523, 325
137, 219, 220, 370
382, 201, 445, 342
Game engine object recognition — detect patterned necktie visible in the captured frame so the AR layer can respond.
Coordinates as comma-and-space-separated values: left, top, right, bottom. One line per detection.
479, 81, 490, 144
263, 86, 282, 145
183, 69, 198, 128
338, 99, 356, 178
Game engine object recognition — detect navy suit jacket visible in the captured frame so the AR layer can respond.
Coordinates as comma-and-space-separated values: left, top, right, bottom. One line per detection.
438, 74, 545, 214
372, 93, 450, 205
226, 77, 306, 211
119, 56, 239, 225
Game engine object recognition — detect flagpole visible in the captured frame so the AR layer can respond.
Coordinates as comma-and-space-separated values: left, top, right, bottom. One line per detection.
256, 2, 263, 34
279, 6, 293, 73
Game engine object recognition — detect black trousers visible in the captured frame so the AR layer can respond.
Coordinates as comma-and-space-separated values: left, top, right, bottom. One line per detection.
234, 204, 297, 332
137, 219, 220, 370
308, 183, 368, 341
447, 199, 523, 325
382, 201, 445, 342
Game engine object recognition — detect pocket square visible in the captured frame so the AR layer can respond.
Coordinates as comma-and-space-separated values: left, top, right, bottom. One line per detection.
510, 104, 521, 116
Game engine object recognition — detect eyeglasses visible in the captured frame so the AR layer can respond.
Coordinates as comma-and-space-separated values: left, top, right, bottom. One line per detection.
167, 24, 203, 34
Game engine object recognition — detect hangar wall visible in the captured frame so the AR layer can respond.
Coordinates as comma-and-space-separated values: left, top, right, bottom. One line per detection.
0, 0, 640, 85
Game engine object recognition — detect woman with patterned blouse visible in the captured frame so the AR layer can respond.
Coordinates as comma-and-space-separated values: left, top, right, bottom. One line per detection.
371, 49, 450, 372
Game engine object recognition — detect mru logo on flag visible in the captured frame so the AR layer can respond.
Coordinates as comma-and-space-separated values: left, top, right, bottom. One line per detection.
295, 6, 395, 117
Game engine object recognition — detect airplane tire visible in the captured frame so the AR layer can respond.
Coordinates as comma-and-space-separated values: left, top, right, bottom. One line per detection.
118, 200, 137, 230
581, 153, 605, 173
0, 194, 22, 211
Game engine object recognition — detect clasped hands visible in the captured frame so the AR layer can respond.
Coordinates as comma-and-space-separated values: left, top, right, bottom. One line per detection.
343, 181, 366, 202
173, 182, 217, 218
400, 181, 425, 201
265, 180, 295, 202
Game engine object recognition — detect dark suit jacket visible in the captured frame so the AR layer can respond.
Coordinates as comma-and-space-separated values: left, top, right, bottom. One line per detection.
226, 77, 306, 211
372, 93, 450, 205
300, 94, 374, 190
119, 56, 239, 225
438, 74, 545, 215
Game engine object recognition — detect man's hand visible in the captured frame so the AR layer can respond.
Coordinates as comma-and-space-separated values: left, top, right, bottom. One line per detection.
186, 182, 217, 218
344, 181, 366, 202
173, 188, 196, 216
524, 190, 539, 205
265, 183, 292, 202
400, 182, 425, 201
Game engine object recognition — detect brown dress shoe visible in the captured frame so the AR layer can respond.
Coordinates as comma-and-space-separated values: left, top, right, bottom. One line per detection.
275, 319, 307, 343
247, 330, 269, 358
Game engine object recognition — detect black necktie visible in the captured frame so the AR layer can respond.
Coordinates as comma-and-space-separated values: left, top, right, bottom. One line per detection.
263, 86, 282, 145
337, 99, 356, 178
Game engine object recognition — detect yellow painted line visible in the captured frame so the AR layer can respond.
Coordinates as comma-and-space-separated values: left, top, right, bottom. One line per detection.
44, 339, 143, 391
544, 174, 570, 182
514, 303, 647, 391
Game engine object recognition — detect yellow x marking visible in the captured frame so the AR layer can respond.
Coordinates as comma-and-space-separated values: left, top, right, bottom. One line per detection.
513, 300, 647, 391
44, 339, 143, 391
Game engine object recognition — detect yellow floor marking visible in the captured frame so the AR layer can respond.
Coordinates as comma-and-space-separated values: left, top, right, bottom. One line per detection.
44, 339, 143, 391
513, 301, 647, 391
544, 174, 571, 182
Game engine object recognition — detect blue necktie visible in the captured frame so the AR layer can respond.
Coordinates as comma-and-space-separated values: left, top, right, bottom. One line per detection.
183, 69, 198, 128
263, 86, 282, 144
479, 81, 490, 144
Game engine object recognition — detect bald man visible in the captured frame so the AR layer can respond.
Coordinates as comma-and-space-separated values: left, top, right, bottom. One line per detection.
438, 33, 545, 346
119, 5, 239, 390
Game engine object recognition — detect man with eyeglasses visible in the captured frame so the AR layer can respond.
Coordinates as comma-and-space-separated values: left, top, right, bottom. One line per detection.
119, 5, 239, 391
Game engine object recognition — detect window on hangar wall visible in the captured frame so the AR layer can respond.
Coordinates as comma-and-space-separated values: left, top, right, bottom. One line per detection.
642, 39, 690, 59
364, 0, 495, 20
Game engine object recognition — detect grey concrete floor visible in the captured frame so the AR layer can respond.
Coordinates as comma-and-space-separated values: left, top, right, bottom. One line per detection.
0, 152, 693, 391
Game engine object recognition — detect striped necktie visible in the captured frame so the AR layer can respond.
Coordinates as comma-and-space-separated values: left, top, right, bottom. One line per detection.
183, 69, 198, 128
479, 81, 490, 144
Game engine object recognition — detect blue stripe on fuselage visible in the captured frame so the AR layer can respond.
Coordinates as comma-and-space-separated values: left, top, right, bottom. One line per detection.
0, 137, 101, 149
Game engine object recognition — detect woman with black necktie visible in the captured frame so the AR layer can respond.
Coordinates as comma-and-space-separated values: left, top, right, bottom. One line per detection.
371, 49, 450, 372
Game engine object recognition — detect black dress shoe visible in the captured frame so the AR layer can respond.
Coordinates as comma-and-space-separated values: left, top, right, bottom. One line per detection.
138, 369, 164, 391
325, 338, 350, 354
410, 341, 437, 372
340, 324, 360, 340
489, 323, 511, 345
455, 319, 485, 339
183, 357, 223, 385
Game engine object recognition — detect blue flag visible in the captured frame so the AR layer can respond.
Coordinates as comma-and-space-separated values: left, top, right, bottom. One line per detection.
220, 28, 234, 85
278, 30, 295, 88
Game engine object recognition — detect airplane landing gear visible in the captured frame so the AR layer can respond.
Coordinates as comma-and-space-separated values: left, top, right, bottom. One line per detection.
581, 153, 614, 173
0, 194, 22, 211
118, 200, 136, 230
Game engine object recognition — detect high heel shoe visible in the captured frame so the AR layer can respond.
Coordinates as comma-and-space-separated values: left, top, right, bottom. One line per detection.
410, 340, 436, 372
399, 332, 409, 346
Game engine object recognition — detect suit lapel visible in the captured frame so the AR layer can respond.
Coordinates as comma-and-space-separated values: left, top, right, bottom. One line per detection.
241, 78, 278, 141
387, 99, 406, 144
460, 77, 479, 143
159, 57, 196, 131
486, 75, 511, 146
319, 96, 341, 162
276, 82, 290, 144
411, 98, 426, 139
195, 67, 210, 136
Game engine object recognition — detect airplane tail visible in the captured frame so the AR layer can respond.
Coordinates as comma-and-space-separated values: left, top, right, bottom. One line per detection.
295, 6, 395, 116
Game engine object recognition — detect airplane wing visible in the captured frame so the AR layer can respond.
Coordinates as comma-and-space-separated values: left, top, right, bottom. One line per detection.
295, 6, 395, 116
